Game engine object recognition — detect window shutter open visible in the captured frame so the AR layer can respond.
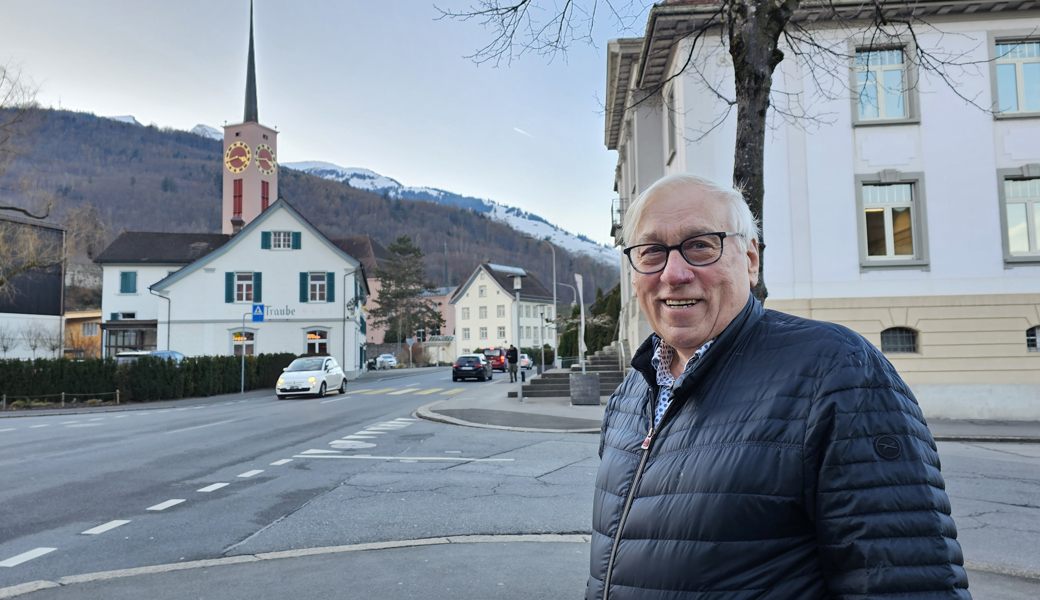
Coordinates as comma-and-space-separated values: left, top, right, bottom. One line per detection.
326, 272, 335, 303
253, 272, 263, 303
291, 232, 302, 250
300, 272, 308, 303
261, 231, 271, 249
225, 272, 234, 303
110, 312, 119, 321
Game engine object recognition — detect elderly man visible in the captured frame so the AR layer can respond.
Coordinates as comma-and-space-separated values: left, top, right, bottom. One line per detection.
588, 174, 969, 600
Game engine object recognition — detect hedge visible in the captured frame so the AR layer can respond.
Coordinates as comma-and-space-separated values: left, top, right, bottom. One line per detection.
0, 353, 297, 403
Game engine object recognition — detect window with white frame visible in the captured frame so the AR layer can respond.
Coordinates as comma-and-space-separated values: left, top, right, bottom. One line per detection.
526, 305, 532, 318
856, 49, 907, 120
1003, 178, 1040, 256
497, 305, 505, 318
82, 322, 99, 337
862, 183, 916, 259
462, 327, 470, 340
233, 331, 255, 356
526, 326, 532, 339
1027, 326, 1038, 351
497, 326, 506, 338
479, 327, 488, 340
995, 41, 1040, 113
236, 272, 254, 302
309, 272, 326, 302
461, 307, 470, 320
305, 330, 328, 355
479, 285, 487, 297
479, 306, 487, 319
272, 231, 292, 249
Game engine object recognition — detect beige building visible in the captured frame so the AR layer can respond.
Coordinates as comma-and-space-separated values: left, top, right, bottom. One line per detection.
449, 263, 556, 357
65, 310, 102, 358
605, 1, 1040, 419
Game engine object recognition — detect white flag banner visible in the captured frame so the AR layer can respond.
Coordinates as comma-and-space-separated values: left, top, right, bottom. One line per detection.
575, 274, 587, 354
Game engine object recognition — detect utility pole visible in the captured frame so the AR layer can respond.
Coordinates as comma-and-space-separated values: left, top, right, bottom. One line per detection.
511, 274, 526, 402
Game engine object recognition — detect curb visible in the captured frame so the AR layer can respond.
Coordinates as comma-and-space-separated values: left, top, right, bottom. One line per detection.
0, 534, 591, 599
415, 400, 600, 434
933, 435, 1040, 444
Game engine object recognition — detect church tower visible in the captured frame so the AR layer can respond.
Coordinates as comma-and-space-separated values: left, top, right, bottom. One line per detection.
222, 1, 278, 234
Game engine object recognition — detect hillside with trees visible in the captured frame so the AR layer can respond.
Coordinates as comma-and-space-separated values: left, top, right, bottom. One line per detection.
0, 108, 618, 297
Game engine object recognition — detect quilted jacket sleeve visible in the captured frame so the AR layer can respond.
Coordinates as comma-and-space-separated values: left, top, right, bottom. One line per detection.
803, 339, 971, 599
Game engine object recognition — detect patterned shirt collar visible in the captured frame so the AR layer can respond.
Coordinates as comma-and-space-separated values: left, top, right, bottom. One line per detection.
650, 334, 715, 390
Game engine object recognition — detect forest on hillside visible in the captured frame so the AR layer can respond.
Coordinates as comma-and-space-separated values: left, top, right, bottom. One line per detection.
0, 109, 618, 297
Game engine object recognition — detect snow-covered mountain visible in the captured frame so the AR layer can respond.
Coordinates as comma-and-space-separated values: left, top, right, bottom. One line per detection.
106, 115, 142, 126
190, 124, 223, 140
283, 161, 618, 265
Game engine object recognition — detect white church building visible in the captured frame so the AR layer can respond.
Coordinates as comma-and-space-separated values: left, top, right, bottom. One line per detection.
96, 7, 369, 376
605, 0, 1040, 419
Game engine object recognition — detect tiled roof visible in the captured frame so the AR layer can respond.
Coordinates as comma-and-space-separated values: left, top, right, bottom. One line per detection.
330, 235, 389, 275
484, 263, 554, 302
94, 232, 230, 264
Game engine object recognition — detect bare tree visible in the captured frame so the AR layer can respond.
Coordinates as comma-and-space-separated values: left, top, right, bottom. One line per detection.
19, 320, 44, 359
0, 63, 43, 214
44, 322, 64, 358
0, 322, 18, 358
441, 0, 1004, 300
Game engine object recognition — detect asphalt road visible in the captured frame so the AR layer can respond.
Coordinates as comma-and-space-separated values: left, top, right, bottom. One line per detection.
1, 369, 1039, 599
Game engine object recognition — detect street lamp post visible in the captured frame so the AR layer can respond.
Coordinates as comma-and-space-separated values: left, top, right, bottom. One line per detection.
240, 311, 250, 394
538, 306, 546, 373
511, 274, 525, 402
539, 240, 558, 368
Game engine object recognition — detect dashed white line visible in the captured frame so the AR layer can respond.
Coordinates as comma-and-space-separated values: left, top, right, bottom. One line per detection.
114, 415, 128, 419
237, 470, 264, 478
29, 424, 49, 429
0, 428, 15, 433
197, 483, 229, 493
164, 418, 243, 434
81, 520, 131, 535
356, 431, 386, 435
147, 499, 186, 511
300, 449, 341, 455
88, 418, 104, 421
66, 424, 102, 428
319, 396, 351, 404
343, 435, 377, 439
270, 459, 293, 466
387, 388, 421, 395
294, 455, 514, 462
0, 547, 57, 567
60, 421, 79, 425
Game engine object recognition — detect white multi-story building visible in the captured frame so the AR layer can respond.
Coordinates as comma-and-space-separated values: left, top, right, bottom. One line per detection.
605, 1, 1040, 418
450, 263, 556, 357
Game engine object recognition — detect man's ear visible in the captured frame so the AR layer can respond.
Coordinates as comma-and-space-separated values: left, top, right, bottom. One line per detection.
746, 237, 760, 287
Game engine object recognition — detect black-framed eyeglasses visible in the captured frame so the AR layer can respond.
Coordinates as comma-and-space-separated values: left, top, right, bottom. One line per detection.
623, 232, 743, 274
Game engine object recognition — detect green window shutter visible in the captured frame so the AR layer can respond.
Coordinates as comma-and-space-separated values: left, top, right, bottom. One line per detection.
291, 232, 302, 250
225, 272, 235, 303
253, 272, 263, 303
110, 312, 119, 321
326, 272, 335, 303
299, 272, 309, 303
120, 271, 137, 294
261, 231, 271, 249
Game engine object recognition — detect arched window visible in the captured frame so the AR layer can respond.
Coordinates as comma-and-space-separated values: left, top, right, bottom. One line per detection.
1028, 327, 1039, 352
880, 327, 917, 354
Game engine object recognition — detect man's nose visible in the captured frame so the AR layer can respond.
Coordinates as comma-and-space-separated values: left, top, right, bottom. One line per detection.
659, 248, 696, 285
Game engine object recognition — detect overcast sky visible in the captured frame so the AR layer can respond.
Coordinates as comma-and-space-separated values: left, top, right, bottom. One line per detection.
2, 0, 653, 246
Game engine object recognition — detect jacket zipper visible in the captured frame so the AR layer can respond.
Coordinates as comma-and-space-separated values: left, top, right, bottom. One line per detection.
602, 382, 673, 600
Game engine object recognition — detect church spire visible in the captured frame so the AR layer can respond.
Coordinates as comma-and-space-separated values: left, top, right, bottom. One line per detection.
244, 0, 258, 123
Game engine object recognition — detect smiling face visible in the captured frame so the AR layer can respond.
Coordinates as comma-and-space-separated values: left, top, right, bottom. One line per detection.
630, 186, 759, 364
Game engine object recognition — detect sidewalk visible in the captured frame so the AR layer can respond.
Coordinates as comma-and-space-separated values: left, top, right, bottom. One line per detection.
418, 370, 1040, 441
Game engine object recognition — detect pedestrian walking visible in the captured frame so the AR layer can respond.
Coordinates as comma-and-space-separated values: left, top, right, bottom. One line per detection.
588, 174, 969, 599
506, 344, 519, 383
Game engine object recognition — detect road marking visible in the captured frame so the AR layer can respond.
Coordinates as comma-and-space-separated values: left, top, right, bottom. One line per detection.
0, 428, 15, 433
270, 459, 293, 466
330, 440, 376, 449
114, 415, 128, 419
88, 418, 104, 421
197, 483, 229, 493
360, 388, 395, 395
60, 421, 80, 424
146, 499, 185, 511
414, 388, 444, 395
164, 418, 243, 434
320, 396, 352, 404
294, 455, 515, 462
388, 388, 421, 395
237, 470, 264, 478
394, 417, 417, 421
343, 435, 376, 439
355, 431, 385, 435
440, 389, 464, 395
66, 423, 103, 428
29, 424, 49, 428
445, 450, 462, 454
81, 520, 131, 535
300, 449, 341, 455
0, 547, 57, 567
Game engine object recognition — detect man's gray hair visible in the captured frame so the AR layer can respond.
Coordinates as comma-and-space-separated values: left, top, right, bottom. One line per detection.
621, 174, 760, 251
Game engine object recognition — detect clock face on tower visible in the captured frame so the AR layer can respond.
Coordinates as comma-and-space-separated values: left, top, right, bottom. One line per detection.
256, 144, 276, 175
225, 142, 251, 173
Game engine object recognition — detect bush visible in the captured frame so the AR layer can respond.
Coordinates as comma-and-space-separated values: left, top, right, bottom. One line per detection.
1, 353, 298, 404
521, 345, 555, 367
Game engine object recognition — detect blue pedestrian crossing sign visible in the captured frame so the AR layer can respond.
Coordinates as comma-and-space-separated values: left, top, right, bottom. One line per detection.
252, 305, 265, 322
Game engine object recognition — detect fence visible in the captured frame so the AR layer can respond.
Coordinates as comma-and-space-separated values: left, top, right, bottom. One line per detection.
2, 391, 119, 411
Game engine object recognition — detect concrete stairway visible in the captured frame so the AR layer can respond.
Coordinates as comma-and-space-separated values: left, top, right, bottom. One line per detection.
508, 342, 626, 398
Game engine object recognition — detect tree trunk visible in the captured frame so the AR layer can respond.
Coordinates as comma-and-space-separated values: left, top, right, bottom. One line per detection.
728, 0, 797, 302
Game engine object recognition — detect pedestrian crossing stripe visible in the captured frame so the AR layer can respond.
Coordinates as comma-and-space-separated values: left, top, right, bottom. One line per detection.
360, 388, 396, 395
414, 388, 443, 395
440, 389, 464, 395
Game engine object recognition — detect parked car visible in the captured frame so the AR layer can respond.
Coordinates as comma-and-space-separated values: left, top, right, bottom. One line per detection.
519, 354, 532, 370
482, 347, 506, 372
452, 354, 492, 382
376, 353, 398, 369
150, 350, 186, 363
277, 356, 346, 399
115, 350, 152, 366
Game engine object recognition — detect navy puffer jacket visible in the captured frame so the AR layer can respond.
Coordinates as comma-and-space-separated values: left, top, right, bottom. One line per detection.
588, 297, 970, 600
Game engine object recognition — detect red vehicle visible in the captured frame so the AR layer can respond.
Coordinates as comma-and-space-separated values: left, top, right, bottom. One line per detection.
482, 347, 506, 372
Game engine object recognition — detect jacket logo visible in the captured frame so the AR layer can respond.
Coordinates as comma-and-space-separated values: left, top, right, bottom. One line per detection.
874, 435, 902, 460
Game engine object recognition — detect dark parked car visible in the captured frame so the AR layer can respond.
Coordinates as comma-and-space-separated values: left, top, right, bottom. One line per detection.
453, 354, 492, 382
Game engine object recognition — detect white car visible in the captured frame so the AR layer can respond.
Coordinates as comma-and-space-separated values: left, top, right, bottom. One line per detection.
376, 353, 398, 369
277, 356, 346, 399
520, 354, 533, 370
